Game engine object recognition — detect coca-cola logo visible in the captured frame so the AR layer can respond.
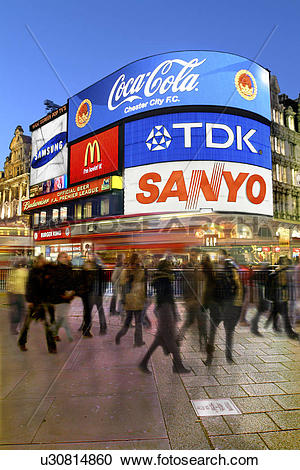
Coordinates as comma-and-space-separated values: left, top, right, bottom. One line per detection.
108, 58, 206, 111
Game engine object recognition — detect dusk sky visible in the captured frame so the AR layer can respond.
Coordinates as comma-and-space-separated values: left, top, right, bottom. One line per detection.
1, 0, 299, 169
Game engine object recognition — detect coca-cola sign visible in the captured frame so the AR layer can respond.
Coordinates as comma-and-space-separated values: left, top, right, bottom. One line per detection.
107, 58, 205, 111
68, 51, 271, 142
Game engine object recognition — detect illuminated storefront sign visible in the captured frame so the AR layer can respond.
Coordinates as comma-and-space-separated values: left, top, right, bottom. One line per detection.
69, 126, 119, 185
33, 226, 71, 241
30, 114, 68, 186
22, 176, 122, 212
68, 51, 271, 142
124, 161, 273, 216
124, 112, 271, 170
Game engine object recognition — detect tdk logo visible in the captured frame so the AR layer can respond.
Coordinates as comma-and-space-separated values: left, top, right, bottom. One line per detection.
145, 122, 258, 153
32, 132, 67, 169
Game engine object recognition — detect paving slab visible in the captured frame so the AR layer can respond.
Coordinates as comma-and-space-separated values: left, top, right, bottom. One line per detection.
258, 430, 300, 450
199, 416, 233, 436
271, 394, 300, 410
33, 392, 167, 444
215, 374, 254, 385
204, 385, 248, 398
231, 396, 283, 413
210, 433, 268, 450
241, 383, 287, 396
0, 439, 171, 450
223, 413, 280, 434
267, 410, 300, 430
275, 381, 300, 394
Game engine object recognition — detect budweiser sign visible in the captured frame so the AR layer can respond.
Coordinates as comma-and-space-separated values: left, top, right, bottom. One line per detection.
23, 178, 111, 212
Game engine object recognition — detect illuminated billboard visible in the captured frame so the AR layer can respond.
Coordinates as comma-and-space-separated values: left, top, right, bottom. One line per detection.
124, 112, 271, 170
69, 126, 119, 185
124, 161, 273, 216
68, 51, 271, 142
30, 113, 68, 186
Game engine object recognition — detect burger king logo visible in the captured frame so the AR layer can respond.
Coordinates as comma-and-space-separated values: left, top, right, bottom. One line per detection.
75, 99, 92, 128
235, 70, 257, 101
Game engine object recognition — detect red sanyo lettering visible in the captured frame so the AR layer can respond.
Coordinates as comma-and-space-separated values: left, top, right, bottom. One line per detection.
136, 171, 266, 205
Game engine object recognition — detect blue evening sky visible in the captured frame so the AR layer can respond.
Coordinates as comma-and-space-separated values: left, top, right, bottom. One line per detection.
1, 0, 299, 169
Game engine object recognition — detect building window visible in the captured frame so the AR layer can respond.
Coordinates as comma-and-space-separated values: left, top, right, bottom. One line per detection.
83, 202, 92, 219
40, 211, 46, 224
276, 164, 281, 181
101, 199, 109, 216
282, 166, 287, 183
33, 213, 39, 225
60, 207, 67, 221
281, 140, 286, 156
280, 113, 284, 125
288, 115, 295, 130
52, 209, 59, 221
75, 204, 82, 220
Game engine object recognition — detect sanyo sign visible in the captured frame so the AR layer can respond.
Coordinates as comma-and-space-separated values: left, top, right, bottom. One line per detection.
124, 161, 273, 216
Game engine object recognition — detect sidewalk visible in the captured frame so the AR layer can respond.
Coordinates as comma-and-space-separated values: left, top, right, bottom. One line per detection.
0, 297, 299, 450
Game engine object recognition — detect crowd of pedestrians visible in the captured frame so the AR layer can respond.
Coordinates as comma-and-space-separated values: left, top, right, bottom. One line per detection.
6, 249, 300, 372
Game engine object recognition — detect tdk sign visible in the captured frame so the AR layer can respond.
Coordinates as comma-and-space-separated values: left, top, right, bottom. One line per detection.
124, 112, 271, 170
31, 132, 67, 169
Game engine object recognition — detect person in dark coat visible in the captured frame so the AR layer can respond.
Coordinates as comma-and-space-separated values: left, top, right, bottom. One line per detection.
48, 252, 75, 342
177, 263, 207, 351
86, 255, 107, 335
75, 259, 99, 337
204, 250, 243, 365
138, 259, 190, 374
18, 255, 57, 353
265, 256, 299, 340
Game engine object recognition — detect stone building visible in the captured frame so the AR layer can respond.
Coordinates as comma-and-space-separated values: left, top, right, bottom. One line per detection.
0, 126, 31, 257
270, 76, 300, 221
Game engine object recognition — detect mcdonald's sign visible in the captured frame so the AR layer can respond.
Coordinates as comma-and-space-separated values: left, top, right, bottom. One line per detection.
69, 126, 119, 184
85, 140, 101, 166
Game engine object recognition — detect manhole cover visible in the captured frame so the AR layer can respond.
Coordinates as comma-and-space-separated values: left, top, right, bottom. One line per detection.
191, 398, 241, 417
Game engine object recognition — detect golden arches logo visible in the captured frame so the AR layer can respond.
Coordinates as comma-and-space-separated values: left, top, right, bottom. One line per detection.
84, 140, 101, 166
75, 99, 92, 128
235, 70, 257, 101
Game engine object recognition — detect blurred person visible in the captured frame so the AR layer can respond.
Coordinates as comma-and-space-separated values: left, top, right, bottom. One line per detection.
75, 259, 96, 337
205, 249, 243, 365
177, 259, 207, 351
139, 259, 190, 374
115, 253, 146, 347
250, 262, 271, 337
87, 254, 107, 335
18, 255, 57, 353
49, 252, 75, 342
265, 256, 299, 340
294, 257, 300, 324
7, 258, 28, 334
110, 254, 125, 316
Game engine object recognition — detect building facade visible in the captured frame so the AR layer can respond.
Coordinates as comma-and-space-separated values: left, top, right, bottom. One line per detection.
0, 126, 31, 262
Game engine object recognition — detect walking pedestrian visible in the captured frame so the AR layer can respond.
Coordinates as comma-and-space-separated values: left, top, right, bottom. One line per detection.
7, 258, 28, 334
250, 262, 271, 337
87, 255, 108, 335
265, 256, 299, 340
50, 252, 75, 342
205, 250, 243, 365
110, 254, 125, 317
115, 253, 146, 347
177, 260, 207, 351
139, 259, 190, 374
18, 255, 57, 353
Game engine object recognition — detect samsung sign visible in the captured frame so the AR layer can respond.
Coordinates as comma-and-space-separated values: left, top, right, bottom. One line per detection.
30, 114, 68, 186
31, 132, 66, 168
68, 51, 271, 142
125, 112, 271, 170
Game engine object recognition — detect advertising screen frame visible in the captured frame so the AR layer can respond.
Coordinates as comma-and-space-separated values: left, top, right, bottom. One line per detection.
68, 50, 271, 143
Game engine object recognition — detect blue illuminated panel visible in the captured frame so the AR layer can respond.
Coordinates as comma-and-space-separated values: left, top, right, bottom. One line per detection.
124, 111, 271, 170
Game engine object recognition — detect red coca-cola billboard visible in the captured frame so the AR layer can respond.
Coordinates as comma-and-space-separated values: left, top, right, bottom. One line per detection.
69, 126, 119, 185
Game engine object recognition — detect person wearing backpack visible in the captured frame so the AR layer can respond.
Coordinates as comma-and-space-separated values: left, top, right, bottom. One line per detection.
204, 249, 243, 365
